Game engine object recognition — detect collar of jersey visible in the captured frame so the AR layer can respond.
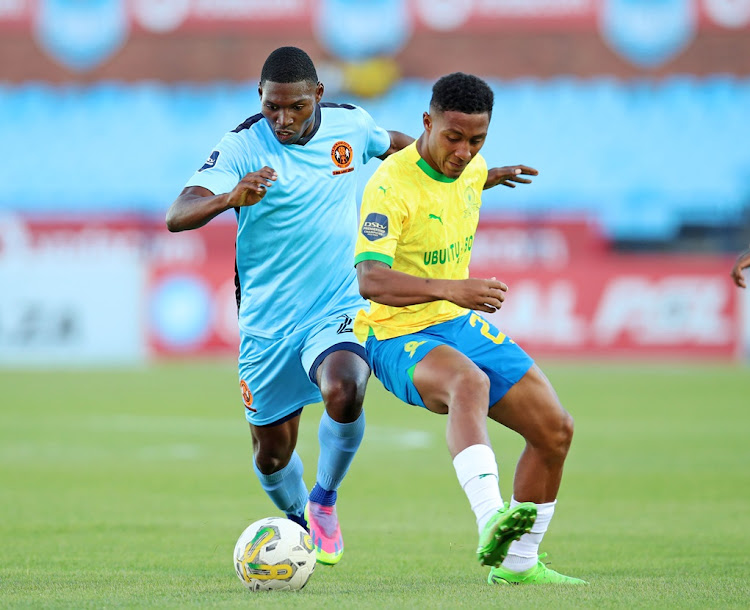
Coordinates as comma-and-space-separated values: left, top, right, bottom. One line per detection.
416, 157, 457, 183
293, 104, 322, 146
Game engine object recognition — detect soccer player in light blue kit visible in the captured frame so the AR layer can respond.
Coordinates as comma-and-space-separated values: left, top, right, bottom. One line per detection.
166, 47, 412, 565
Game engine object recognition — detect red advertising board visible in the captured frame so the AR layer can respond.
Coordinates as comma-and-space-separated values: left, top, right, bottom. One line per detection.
470, 233, 740, 359
469, 218, 740, 359
147, 218, 238, 356
0, 214, 741, 361
148, 261, 238, 356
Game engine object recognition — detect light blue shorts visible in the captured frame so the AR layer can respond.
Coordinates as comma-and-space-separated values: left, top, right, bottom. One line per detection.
365, 312, 533, 409
238, 309, 367, 426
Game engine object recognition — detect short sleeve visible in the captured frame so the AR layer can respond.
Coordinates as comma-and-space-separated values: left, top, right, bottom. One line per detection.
354, 174, 407, 268
184, 132, 246, 195
355, 106, 390, 163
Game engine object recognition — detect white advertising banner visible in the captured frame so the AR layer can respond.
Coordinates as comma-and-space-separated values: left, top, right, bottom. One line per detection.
0, 215, 145, 366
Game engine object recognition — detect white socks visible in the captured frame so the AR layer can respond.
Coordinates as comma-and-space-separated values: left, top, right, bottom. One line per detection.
453, 445, 559, 572
452, 444, 503, 533
502, 497, 557, 572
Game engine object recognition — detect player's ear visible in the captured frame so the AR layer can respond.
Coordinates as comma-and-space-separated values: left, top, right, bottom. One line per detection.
257, 83, 263, 100
315, 82, 324, 103
423, 111, 432, 132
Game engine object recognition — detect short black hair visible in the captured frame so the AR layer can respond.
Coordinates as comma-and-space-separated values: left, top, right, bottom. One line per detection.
260, 46, 318, 85
430, 72, 494, 117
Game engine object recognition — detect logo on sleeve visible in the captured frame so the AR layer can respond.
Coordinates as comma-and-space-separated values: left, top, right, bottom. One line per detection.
331, 141, 354, 175
198, 150, 220, 172
362, 213, 388, 241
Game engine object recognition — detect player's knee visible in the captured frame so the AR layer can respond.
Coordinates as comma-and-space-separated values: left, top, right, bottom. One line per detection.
449, 366, 490, 406
254, 447, 293, 475
321, 376, 365, 420
540, 409, 574, 461
557, 410, 575, 452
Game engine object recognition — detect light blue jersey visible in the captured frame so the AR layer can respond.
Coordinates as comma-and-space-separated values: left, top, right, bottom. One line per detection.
185, 103, 390, 338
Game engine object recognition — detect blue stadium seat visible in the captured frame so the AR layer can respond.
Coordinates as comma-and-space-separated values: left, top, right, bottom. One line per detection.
0, 77, 748, 240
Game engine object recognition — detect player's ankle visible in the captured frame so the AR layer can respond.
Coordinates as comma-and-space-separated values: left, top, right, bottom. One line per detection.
285, 511, 308, 531
309, 483, 337, 506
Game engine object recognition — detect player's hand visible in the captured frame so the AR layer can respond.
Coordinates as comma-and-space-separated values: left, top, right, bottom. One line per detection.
448, 277, 508, 313
484, 165, 538, 189
227, 167, 278, 207
731, 247, 750, 289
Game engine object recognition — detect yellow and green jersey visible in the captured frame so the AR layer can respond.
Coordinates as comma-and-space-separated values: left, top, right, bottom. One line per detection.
354, 142, 488, 340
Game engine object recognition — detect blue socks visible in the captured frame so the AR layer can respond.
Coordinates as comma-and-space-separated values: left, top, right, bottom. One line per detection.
315, 409, 365, 501
252, 410, 365, 520
309, 483, 337, 506
253, 450, 307, 521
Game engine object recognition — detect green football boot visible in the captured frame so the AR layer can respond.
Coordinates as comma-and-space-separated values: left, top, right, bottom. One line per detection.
488, 554, 588, 585
476, 502, 537, 567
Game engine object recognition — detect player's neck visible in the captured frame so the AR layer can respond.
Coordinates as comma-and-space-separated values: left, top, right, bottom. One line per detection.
415, 133, 443, 176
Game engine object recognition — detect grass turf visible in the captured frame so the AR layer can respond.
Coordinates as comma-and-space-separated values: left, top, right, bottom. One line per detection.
1, 361, 748, 608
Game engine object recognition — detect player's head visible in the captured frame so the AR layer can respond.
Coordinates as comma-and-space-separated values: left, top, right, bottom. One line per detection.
258, 47, 324, 145
420, 72, 494, 179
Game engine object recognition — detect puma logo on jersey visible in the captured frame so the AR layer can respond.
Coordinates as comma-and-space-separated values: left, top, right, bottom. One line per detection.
428, 212, 443, 225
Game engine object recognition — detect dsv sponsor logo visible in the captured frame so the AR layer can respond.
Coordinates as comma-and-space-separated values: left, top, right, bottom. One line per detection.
364, 220, 386, 231
361, 213, 388, 241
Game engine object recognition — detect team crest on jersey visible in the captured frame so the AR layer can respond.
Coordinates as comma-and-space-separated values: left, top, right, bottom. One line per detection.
240, 380, 255, 412
362, 213, 388, 241
331, 141, 354, 175
198, 150, 220, 172
463, 186, 480, 217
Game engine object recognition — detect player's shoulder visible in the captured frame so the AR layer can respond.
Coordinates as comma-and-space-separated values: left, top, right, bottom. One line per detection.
319, 101, 361, 112
472, 152, 488, 171
231, 113, 265, 134
218, 113, 271, 152
319, 101, 372, 128
319, 101, 367, 115
364, 146, 416, 197
379, 143, 417, 175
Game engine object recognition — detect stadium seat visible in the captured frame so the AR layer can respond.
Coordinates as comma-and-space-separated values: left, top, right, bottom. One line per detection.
0, 77, 747, 240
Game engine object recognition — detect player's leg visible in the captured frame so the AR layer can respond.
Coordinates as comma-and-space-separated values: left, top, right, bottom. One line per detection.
249, 412, 309, 530
306, 349, 369, 565
489, 364, 573, 504
301, 315, 371, 565
239, 330, 321, 531
315, 348, 370, 484
486, 363, 585, 584
410, 341, 536, 567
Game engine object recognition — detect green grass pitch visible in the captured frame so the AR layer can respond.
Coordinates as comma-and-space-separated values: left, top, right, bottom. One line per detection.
1, 360, 749, 608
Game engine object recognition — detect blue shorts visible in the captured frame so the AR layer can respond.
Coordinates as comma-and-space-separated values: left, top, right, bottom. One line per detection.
365, 312, 533, 409
238, 309, 367, 426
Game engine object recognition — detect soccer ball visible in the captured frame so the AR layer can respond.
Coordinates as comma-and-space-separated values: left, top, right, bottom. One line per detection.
233, 517, 316, 591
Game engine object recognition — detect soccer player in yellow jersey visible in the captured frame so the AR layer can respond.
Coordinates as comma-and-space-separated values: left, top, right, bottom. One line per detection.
353, 73, 586, 585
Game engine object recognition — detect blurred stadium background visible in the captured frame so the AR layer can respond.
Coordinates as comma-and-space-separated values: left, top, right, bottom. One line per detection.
1, 0, 749, 365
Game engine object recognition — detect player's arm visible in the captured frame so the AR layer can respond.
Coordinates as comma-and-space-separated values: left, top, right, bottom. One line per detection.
377, 131, 415, 160
356, 259, 507, 314
484, 165, 538, 189
166, 167, 277, 232
731, 245, 750, 288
